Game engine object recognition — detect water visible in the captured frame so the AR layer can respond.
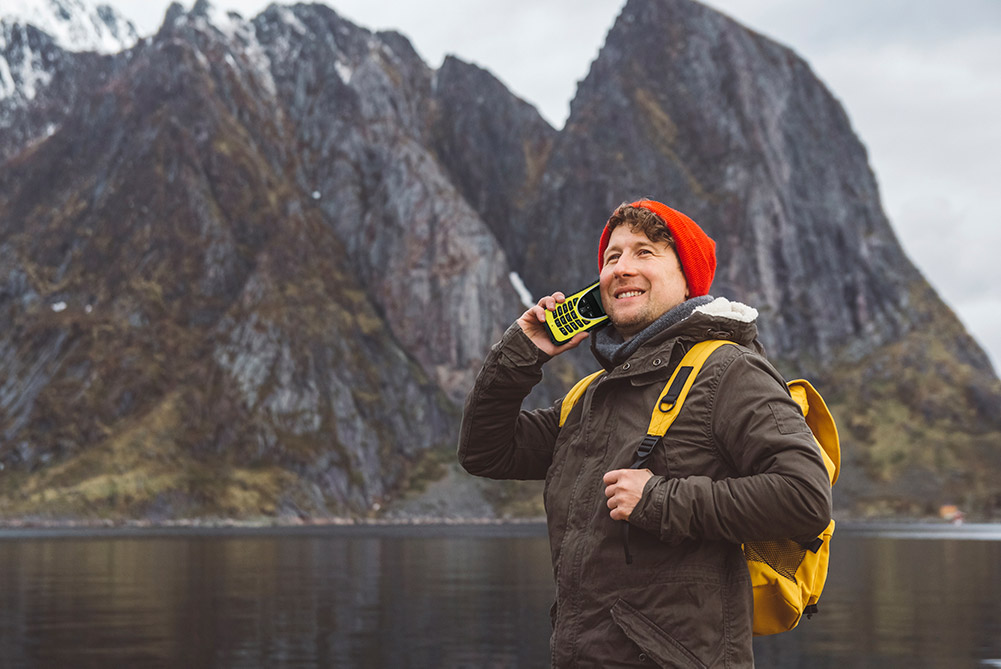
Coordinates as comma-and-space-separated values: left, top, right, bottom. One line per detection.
0, 523, 999, 668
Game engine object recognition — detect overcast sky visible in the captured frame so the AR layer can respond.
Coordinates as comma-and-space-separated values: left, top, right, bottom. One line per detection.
104, 1, 1001, 371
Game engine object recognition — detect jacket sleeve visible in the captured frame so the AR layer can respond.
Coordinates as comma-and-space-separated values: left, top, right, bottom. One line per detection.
457, 323, 561, 481
630, 350, 832, 544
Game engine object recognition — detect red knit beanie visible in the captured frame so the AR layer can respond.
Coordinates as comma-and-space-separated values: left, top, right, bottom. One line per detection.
597, 199, 716, 297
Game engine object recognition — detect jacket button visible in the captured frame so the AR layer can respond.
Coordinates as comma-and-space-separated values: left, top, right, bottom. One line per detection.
638, 653, 648, 663
652, 358, 662, 366
622, 363, 631, 370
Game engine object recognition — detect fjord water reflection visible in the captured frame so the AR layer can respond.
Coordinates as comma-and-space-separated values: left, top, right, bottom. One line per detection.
0, 523, 1000, 668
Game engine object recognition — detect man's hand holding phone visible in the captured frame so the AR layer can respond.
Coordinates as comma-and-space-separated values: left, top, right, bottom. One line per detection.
518, 292, 590, 357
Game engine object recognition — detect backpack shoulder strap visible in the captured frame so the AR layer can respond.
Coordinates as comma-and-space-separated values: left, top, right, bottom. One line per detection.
620, 339, 737, 565
558, 339, 741, 433
558, 370, 605, 427
647, 340, 738, 437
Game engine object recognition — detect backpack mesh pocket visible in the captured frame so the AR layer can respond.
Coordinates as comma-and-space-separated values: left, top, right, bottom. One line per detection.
744, 540, 808, 583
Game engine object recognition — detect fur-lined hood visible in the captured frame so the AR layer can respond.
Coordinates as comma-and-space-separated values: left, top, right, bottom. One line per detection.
694, 297, 758, 324
676, 296, 762, 351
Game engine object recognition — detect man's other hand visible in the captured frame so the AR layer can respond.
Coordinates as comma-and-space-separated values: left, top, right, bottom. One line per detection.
603, 469, 653, 521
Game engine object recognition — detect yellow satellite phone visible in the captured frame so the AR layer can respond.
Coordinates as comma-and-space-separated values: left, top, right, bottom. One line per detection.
544, 281, 609, 345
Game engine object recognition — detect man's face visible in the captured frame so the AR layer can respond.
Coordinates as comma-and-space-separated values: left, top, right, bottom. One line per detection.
599, 225, 689, 340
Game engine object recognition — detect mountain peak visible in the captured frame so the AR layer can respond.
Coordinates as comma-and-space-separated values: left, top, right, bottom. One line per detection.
1, 0, 139, 54
156, 0, 253, 45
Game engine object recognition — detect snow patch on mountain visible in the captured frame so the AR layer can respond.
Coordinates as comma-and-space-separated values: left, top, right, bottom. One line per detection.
0, 34, 52, 101
1, 0, 138, 54
1, 0, 138, 111
216, 6, 280, 101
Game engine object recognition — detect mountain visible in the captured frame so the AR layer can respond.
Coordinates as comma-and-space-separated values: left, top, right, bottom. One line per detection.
1, 0, 139, 165
1, 0, 999, 522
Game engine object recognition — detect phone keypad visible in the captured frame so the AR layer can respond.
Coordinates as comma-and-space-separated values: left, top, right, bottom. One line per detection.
553, 297, 588, 337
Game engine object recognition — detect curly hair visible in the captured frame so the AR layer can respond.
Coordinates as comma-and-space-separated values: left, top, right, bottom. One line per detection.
603, 202, 676, 251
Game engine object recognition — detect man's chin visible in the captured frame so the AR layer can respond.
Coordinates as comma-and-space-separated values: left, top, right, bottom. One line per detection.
611, 316, 648, 340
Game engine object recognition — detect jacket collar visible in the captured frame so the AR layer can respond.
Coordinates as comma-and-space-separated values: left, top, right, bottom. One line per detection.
591, 297, 762, 372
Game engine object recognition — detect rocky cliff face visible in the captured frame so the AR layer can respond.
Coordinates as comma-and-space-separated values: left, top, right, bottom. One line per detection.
0, 2, 491, 518
1, 0, 998, 521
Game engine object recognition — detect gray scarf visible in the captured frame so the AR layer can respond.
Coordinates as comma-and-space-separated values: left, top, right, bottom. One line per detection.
591, 295, 713, 369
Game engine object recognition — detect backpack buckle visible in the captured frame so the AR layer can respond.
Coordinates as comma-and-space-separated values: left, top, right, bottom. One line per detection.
631, 434, 661, 469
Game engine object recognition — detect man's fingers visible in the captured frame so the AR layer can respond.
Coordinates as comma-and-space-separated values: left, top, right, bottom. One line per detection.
531, 292, 570, 324
604, 471, 623, 506
603, 469, 626, 486
537, 292, 566, 312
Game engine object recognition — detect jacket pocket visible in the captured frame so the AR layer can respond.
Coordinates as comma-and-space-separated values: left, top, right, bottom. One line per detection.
610, 599, 707, 669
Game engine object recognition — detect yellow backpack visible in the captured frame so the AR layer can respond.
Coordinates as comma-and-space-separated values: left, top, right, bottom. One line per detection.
558, 340, 840, 636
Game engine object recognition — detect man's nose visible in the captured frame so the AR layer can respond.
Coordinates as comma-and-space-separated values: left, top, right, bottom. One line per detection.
613, 255, 637, 276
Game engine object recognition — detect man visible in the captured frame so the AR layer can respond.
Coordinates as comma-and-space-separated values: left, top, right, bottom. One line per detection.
458, 199, 832, 668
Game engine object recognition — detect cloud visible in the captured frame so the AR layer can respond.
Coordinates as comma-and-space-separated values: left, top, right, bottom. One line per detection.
895, 196, 1001, 299
953, 294, 1001, 374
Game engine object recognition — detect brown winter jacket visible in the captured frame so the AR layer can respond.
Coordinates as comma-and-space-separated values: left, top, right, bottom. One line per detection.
458, 298, 832, 668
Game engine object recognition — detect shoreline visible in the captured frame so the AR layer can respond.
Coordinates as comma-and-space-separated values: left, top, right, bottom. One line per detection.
1, 514, 1000, 541
0, 515, 548, 529
0, 515, 551, 539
